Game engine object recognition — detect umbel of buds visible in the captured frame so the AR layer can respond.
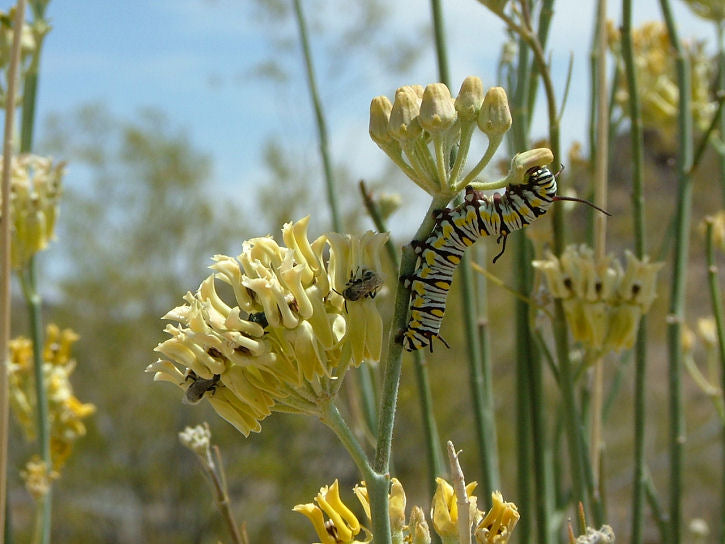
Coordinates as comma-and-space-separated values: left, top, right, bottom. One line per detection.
533, 245, 664, 353
0, 155, 65, 269
370, 76, 533, 199
148, 217, 389, 436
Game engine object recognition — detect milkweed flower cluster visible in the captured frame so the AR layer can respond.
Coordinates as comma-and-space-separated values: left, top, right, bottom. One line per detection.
296, 478, 519, 544
0, 154, 65, 268
533, 245, 664, 354
9, 324, 95, 470
681, 0, 725, 21
370, 76, 549, 199
607, 21, 716, 133
147, 217, 388, 436
574, 524, 616, 543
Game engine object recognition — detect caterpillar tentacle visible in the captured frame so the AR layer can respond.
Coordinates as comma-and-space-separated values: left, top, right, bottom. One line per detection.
402, 165, 559, 352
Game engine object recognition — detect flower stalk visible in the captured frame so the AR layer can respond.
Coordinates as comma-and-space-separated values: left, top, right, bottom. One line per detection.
658, 1, 694, 542
0, 3, 26, 540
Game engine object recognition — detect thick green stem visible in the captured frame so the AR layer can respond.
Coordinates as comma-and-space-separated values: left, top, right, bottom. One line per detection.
357, 181, 444, 496
291, 0, 341, 232
321, 402, 375, 482
372, 196, 449, 544
658, 3, 693, 543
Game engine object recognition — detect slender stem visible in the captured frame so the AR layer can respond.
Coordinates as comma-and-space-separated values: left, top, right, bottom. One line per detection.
206, 446, 244, 544
455, 135, 503, 190
590, 0, 609, 514
688, 91, 725, 178
321, 402, 375, 482
704, 220, 725, 543
20, 262, 50, 544
511, 29, 533, 543
658, 2, 693, 543
620, 0, 648, 539
0, 4, 26, 542
429, 0, 451, 86
718, 20, 725, 206
291, 0, 341, 231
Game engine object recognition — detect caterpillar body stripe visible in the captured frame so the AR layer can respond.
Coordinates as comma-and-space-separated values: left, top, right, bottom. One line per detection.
402, 165, 557, 352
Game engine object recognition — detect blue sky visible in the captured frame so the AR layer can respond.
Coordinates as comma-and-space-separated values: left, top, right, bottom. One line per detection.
22, 0, 712, 229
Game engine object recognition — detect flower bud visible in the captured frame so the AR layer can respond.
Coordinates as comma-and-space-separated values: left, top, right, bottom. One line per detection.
477, 86, 512, 137
369, 95, 393, 146
389, 478, 406, 533
409, 506, 432, 544
455, 76, 484, 121
388, 86, 422, 142
419, 83, 456, 134
507, 147, 554, 185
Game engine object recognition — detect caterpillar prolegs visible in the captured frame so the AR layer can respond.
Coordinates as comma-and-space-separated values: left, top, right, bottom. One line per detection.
402, 165, 572, 352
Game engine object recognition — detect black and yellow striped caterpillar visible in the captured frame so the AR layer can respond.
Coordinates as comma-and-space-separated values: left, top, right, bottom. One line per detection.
402, 165, 604, 352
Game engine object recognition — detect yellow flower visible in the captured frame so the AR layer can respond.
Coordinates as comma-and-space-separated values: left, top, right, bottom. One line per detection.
8, 325, 94, 470
533, 246, 663, 354
609, 21, 716, 134
294, 480, 370, 544
148, 217, 388, 436
408, 505, 432, 544
20, 456, 58, 501
0, 154, 65, 268
430, 477, 478, 541
475, 491, 519, 544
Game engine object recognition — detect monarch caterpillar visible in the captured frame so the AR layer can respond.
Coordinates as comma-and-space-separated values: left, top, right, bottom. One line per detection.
402, 165, 607, 352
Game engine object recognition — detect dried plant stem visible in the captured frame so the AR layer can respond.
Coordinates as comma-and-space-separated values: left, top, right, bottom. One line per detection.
590, 0, 609, 510
658, 2, 693, 543
704, 220, 725, 542
0, 3, 26, 542
291, 0, 341, 232
620, 0, 649, 540
206, 446, 244, 544
447, 442, 471, 544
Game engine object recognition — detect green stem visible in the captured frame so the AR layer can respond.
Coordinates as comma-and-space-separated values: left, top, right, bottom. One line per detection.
373, 195, 449, 544
658, 3, 693, 543
357, 180, 444, 496
718, 20, 725, 206
291, 0, 341, 232
20, 259, 51, 544
620, 0, 648, 540
321, 401, 375, 482
429, 0, 451, 86
704, 220, 725, 543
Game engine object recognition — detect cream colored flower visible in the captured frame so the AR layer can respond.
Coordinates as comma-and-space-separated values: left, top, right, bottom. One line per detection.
370, 76, 529, 197
20, 456, 58, 501
0, 154, 65, 269
148, 217, 388, 436
609, 21, 716, 133
9, 324, 95, 470
574, 524, 615, 543
533, 246, 663, 353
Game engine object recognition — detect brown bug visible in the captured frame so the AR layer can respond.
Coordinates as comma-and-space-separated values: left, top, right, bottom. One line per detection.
183, 370, 221, 405
334, 267, 384, 311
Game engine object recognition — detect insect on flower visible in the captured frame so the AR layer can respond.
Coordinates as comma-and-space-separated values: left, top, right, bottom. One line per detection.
183, 370, 221, 405
334, 268, 385, 311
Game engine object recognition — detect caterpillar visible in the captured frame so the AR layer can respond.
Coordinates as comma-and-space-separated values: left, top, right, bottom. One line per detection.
402, 165, 607, 352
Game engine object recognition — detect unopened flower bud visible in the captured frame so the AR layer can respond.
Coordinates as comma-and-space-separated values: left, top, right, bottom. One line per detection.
389, 86, 422, 142
455, 76, 485, 121
477, 87, 512, 137
389, 478, 406, 533
419, 83, 456, 134
369, 95, 394, 146
409, 506, 431, 544
507, 148, 554, 185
